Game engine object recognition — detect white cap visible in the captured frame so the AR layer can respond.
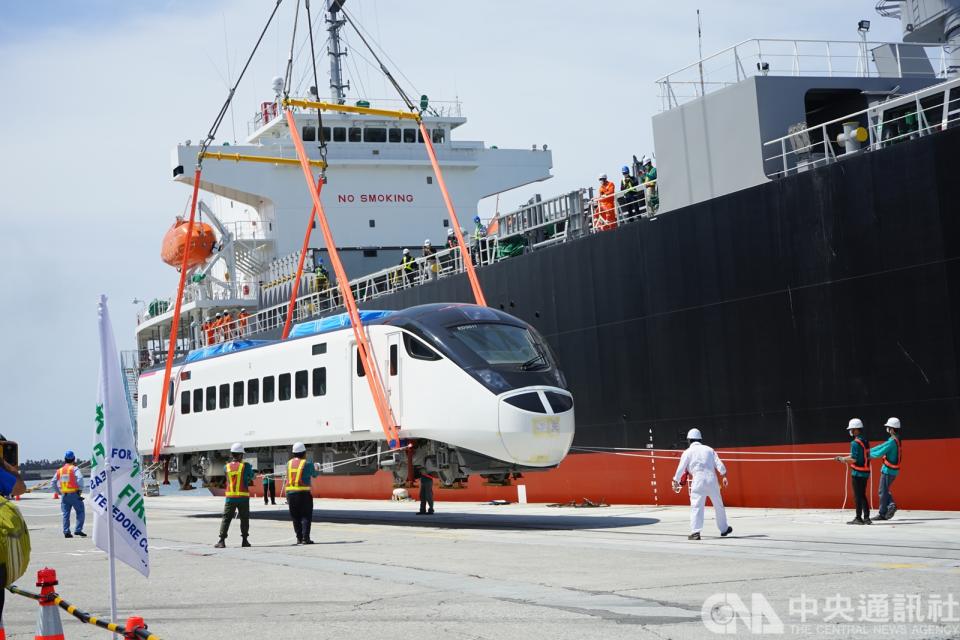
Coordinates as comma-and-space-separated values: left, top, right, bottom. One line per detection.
292, 442, 306, 453
599, 173, 607, 180
686, 428, 702, 440
230, 442, 244, 454
884, 417, 901, 429
847, 418, 864, 431
403, 248, 410, 255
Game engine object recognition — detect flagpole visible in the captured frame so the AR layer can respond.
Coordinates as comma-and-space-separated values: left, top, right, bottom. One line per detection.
98, 296, 119, 635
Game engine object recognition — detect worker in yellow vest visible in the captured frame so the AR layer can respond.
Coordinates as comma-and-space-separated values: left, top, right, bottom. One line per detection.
54, 451, 86, 538
215, 443, 254, 548
286, 442, 319, 544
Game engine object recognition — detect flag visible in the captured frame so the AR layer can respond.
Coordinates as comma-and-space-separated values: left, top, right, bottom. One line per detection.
90, 295, 150, 577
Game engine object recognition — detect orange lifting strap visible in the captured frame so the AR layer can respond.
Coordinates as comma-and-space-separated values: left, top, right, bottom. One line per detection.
284, 108, 401, 448
152, 167, 203, 460
280, 173, 325, 341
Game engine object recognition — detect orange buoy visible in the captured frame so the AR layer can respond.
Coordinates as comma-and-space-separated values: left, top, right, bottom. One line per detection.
160, 217, 216, 270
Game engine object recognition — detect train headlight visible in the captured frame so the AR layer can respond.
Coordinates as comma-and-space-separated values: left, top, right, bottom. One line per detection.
473, 368, 511, 392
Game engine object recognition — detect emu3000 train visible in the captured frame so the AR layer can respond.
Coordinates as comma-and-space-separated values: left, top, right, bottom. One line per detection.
136, 304, 575, 489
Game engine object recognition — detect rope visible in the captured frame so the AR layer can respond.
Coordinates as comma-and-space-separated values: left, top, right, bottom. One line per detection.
6, 585, 160, 640
574, 445, 842, 455
569, 446, 841, 462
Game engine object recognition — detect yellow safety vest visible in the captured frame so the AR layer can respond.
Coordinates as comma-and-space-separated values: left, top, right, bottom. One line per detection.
287, 458, 311, 492
225, 461, 249, 498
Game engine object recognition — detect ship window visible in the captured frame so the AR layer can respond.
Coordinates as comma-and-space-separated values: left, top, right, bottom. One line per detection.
247, 378, 259, 405
432, 129, 445, 143
279, 373, 292, 401
417, 129, 424, 143
332, 127, 346, 142
193, 388, 203, 413
504, 392, 547, 413
233, 381, 244, 407
321, 126, 331, 143
141, 394, 148, 409
364, 127, 386, 143
295, 370, 308, 399
426, 176, 433, 185
206, 386, 216, 411
403, 333, 441, 361
348, 127, 362, 142
312, 343, 327, 356
312, 367, 326, 396
390, 344, 398, 375
263, 376, 275, 403
369, 219, 376, 228
219, 383, 230, 409
403, 129, 416, 143
545, 392, 574, 413
180, 391, 190, 414
388, 128, 401, 143
356, 350, 365, 377
302, 126, 317, 142
363, 249, 378, 257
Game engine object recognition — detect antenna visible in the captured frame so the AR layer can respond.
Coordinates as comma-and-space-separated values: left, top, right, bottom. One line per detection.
697, 9, 705, 97
326, 0, 350, 104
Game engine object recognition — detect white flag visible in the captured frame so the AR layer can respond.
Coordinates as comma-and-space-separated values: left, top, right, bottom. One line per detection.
90, 295, 150, 577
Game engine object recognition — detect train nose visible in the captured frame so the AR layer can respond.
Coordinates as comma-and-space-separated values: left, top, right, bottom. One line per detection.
497, 388, 575, 467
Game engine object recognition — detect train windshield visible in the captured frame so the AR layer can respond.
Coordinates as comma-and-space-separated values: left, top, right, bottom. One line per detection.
449, 323, 548, 370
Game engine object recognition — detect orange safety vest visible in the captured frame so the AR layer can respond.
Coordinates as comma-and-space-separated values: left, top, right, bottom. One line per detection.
882, 436, 901, 470
850, 437, 870, 473
286, 458, 310, 492
57, 463, 79, 494
225, 461, 249, 498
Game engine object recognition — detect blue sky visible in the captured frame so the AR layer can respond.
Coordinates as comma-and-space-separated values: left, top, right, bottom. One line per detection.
0, 1, 905, 459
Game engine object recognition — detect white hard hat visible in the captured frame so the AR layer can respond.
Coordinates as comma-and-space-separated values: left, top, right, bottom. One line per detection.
884, 417, 901, 429
292, 442, 306, 453
424, 239, 432, 246
686, 428, 702, 440
599, 173, 607, 180
447, 228, 454, 236
402, 248, 410, 255
230, 442, 244, 454
847, 418, 864, 431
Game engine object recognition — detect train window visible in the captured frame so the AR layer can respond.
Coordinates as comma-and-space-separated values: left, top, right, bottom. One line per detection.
219, 383, 230, 409
312, 343, 327, 355
348, 127, 362, 142
364, 127, 386, 143
312, 367, 326, 396
263, 376, 275, 403
168, 381, 174, 406
504, 392, 547, 413
279, 373, 291, 401
180, 391, 190, 415
141, 394, 148, 409
321, 126, 331, 143
450, 323, 543, 368
247, 378, 259, 405
432, 128, 445, 143
332, 127, 346, 142
403, 333, 441, 361
390, 344, 398, 375
403, 129, 416, 143
193, 388, 203, 413
295, 370, 308, 399
388, 128, 401, 142
206, 386, 216, 411
233, 381, 244, 407
545, 392, 574, 413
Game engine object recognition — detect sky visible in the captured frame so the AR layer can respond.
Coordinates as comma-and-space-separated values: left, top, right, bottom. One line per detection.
0, 1, 903, 460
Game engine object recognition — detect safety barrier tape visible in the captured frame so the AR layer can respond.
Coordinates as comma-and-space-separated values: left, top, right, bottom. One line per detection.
6, 585, 160, 640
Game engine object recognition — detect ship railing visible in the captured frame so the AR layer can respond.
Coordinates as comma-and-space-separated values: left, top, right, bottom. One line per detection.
582, 181, 658, 228
762, 74, 960, 178
137, 278, 260, 325
656, 38, 950, 110
247, 97, 464, 134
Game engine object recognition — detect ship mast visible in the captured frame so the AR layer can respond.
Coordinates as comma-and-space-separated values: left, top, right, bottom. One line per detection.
326, 0, 349, 103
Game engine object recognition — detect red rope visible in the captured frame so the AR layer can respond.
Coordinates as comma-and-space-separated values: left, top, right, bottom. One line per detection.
280, 174, 325, 340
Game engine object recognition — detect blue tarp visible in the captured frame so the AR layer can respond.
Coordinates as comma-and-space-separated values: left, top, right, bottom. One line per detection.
289, 310, 395, 339
185, 339, 274, 362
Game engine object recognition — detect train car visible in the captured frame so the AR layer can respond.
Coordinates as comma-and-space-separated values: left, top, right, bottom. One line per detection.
136, 303, 575, 490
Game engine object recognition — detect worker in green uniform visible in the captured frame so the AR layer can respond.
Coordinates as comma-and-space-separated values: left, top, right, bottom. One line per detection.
215, 443, 254, 548
641, 157, 658, 214
835, 418, 871, 525
869, 417, 902, 520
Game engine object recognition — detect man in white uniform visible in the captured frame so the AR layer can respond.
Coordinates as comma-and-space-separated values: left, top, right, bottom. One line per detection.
672, 428, 734, 540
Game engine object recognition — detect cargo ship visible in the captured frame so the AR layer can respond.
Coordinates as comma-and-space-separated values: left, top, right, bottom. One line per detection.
132, 0, 960, 510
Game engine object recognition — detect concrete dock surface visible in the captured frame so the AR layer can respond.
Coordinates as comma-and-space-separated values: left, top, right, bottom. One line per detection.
6, 494, 959, 639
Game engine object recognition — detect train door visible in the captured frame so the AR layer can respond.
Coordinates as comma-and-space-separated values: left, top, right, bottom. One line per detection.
386, 332, 403, 427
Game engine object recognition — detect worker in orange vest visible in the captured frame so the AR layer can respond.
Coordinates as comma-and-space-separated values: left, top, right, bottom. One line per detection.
212, 312, 224, 343
222, 310, 234, 341
595, 174, 617, 231
215, 443, 253, 548
203, 316, 214, 345
286, 442, 319, 544
237, 309, 249, 337
54, 451, 86, 538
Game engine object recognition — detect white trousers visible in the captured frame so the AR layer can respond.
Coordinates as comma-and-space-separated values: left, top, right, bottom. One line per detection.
690, 482, 728, 533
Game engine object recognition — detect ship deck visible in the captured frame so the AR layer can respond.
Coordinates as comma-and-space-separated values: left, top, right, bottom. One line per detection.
8, 495, 959, 639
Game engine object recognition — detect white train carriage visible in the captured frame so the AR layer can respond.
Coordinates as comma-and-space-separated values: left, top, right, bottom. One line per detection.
137, 303, 575, 488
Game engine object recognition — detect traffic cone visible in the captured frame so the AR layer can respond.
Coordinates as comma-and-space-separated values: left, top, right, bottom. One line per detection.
14, 494, 20, 501
34, 567, 64, 640
1, 614, 6, 639
124, 615, 147, 639
52, 492, 59, 500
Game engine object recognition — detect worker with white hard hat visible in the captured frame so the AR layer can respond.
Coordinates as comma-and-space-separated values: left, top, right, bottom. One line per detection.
595, 173, 617, 231
868, 417, 902, 520
835, 418, 872, 524
671, 428, 732, 540
216, 443, 254, 548
286, 442, 319, 544
400, 248, 416, 286
422, 238, 438, 280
